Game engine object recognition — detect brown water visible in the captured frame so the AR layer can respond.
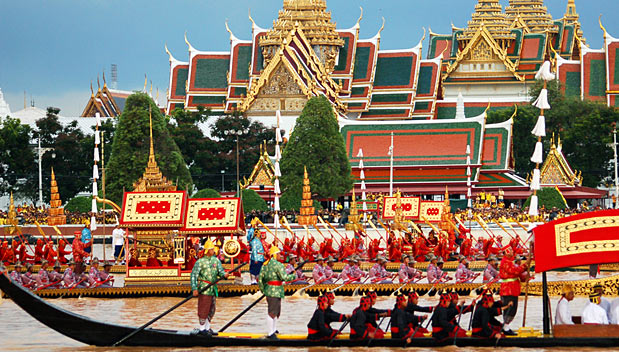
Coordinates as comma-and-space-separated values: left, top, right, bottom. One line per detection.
1, 271, 617, 351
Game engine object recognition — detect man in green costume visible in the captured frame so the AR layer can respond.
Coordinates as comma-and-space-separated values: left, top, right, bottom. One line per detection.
258, 245, 296, 340
191, 239, 229, 337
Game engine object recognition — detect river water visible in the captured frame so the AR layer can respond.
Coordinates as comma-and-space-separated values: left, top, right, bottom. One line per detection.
1, 270, 617, 351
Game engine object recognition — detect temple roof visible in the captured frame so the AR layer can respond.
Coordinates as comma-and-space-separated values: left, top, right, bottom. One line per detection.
459, 0, 515, 41
241, 141, 275, 189
539, 135, 582, 186
505, 0, 557, 34
81, 83, 132, 117
0, 88, 11, 117
261, 0, 344, 48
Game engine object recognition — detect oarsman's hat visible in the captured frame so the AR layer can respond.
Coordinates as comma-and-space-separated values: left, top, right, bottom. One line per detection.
53, 261, 61, 269
427, 254, 437, 262
92, 258, 100, 265
315, 255, 324, 262
14, 261, 23, 268
348, 256, 358, 263
437, 256, 445, 264
269, 245, 281, 256
458, 255, 467, 262
377, 256, 388, 263
488, 255, 498, 262
401, 253, 409, 261
40, 259, 49, 266
562, 284, 574, 295
589, 291, 602, 304
327, 256, 336, 263
289, 254, 297, 260
103, 261, 113, 267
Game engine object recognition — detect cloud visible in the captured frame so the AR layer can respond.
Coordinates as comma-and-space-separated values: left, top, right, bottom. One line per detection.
3, 90, 91, 117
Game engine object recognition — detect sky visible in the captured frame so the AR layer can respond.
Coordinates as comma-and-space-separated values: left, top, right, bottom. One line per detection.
1, 0, 618, 116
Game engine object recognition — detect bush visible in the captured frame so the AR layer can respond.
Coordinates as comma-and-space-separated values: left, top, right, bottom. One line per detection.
192, 188, 221, 199
64, 196, 104, 213
523, 187, 567, 210
238, 189, 268, 212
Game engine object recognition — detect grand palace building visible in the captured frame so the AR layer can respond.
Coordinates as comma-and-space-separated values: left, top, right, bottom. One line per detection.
161, 0, 614, 201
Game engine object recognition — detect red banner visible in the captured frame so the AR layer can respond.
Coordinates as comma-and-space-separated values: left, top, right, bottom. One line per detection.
533, 209, 619, 272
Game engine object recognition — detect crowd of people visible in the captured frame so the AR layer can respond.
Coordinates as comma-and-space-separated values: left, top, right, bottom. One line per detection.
0, 205, 116, 226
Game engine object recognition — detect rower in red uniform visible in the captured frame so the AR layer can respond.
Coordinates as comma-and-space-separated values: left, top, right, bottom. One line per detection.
307, 295, 338, 341
45, 240, 57, 264
1, 240, 16, 265
499, 247, 527, 336
414, 235, 432, 262
391, 294, 427, 342
34, 239, 45, 264
17, 240, 33, 264
57, 239, 70, 264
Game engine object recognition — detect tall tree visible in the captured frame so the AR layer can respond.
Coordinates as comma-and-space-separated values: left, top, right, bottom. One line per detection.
106, 93, 192, 204
280, 96, 353, 200
210, 110, 275, 191
0, 116, 37, 199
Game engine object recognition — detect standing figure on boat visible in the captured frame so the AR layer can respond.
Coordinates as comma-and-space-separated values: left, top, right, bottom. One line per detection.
247, 221, 265, 285
592, 284, 611, 319
582, 292, 609, 324
71, 231, 91, 266
499, 247, 528, 336
190, 240, 228, 337
555, 284, 575, 325
111, 224, 126, 265
81, 220, 92, 258
258, 245, 296, 340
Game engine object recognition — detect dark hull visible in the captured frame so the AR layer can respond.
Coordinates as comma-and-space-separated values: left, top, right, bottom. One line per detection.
1, 273, 618, 348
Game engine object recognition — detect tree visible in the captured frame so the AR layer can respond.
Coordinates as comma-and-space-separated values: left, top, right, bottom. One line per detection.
106, 93, 193, 204
280, 96, 353, 200
210, 110, 275, 191
35, 108, 93, 202
487, 80, 619, 188
523, 187, 567, 210
191, 188, 221, 198
239, 188, 268, 212
0, 116, 37, 199
279, 187, 321, 211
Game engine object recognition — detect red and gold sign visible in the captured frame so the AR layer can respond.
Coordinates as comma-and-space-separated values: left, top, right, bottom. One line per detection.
419, 201, 444, 223
181, 198, 244, 235
533, 209, 619, 272
381, 197, 420, 219
121, 191, 187, 227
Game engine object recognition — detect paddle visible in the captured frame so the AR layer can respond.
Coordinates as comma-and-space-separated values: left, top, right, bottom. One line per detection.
327, 318, 349, 347
452, 302, 466, 345
367, 314, 389, 347
291, 277, 319, 297
219, 260, 307, 333
352, 276, 372, 296
112, 261, 246, 346
404, 304, 435, 347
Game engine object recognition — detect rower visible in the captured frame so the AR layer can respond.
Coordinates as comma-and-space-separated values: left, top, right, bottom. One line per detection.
97, 261, 114, 288
190, 240, 229, 337
88, 258, 101, 287
307, 295, 338, 340
312, 255, 326, 283
455, 256, 476, 283
582, 292, 609, 324
9, 262, 23, 286
405, 290, 433, 335
426, 254, 439, 283
431, 290, 467, 341
350, 296, 375, 340
324, 291, 349, 325
391, 294, 426, 342
48, 262, 63, 288
36, 260, 50, 288
499, 247, 527, 335
483, 255, 499, 283
446, 290, 473, 330
323, 256, 337, 283
369, 256, 392, 283
286, 254, 308, 284
398, 254, 411, 283
471, 290, 504, 338
365, 289, 390, 338
62, 260, 77, 288
555, 284, 575, 325
21, 263, 36, 289
258, 245, 296, 340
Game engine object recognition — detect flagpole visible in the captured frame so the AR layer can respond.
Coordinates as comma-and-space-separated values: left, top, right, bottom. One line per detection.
389, 132, 394, 196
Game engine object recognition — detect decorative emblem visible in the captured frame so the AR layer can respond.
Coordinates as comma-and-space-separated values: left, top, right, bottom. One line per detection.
173, 235, 186, 264
223, 239, 241, 258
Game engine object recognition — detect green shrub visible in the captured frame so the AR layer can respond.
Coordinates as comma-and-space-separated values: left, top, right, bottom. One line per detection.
523, 187, 567, 210
192, 188, 221, 199
239, 188, 268, 212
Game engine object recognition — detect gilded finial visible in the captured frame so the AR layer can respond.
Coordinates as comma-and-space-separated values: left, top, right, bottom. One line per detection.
484, 101, 492, 113
143, 74, 148, 92
356, 7, 363, 27
165, 43, 178, 63
184, 31, 195, 51
102, 71, 107, 86
248, 8, 255, 27
148, 105, 156, 165
510, 104, 518, 120
419, 27, 426, 47
599, 15, 608, 38
97, 75, 100, 90
90, 81, 94, 96
378, 17, 385, 36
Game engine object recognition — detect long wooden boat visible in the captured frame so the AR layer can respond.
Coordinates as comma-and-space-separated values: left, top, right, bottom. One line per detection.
1, 273, 617, 348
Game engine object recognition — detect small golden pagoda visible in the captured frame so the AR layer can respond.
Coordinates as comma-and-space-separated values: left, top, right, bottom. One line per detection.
539, 135, 582, 186
260, 0, 344, 72
563, 0, 584, 42
48, 168, 67, 226
297, 166, 316, 225
439, 186, 453, 233
4, 192, 18, 235
345, 188, 362, 231
505, 0, 557, 34
240, 141, 275, 190
132, 109, 176, 192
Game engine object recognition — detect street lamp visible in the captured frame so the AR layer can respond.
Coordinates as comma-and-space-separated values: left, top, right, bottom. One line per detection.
37, 137, 54, 207
220, 170, 225, 192
224, 127, 250, 197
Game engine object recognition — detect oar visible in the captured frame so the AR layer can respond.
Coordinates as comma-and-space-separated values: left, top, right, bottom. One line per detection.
291, 277, 320, 297
352, 276, 372, 296
452, 302, 466, 345
493, 219, 526, 248
255, 218, 284, 246
327, 318, 349, 347
112, 261, 246, 346
367, 315, 389, 347
521, 241, 534, 328
405, 305, 436, 347
219, 260, 307, 333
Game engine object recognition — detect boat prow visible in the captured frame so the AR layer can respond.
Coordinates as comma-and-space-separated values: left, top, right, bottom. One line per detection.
1, 272, 619, 348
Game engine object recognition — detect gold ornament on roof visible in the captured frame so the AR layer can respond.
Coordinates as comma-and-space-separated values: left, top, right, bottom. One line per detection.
505, 0, 557, 34
459, 0, 516, 42
133, 107, 176, 192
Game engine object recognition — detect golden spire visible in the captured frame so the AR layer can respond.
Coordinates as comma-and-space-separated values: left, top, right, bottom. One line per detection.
133, 105, 176, 192
7, 192, 17, 228
297, 165, 316, 225
48, 167, 67, 226
460, 0, 515, 41
505, 0, 557, 34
